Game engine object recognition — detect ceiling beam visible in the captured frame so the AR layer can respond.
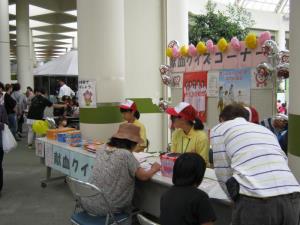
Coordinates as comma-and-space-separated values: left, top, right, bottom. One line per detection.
29, 0, 76, 13
236, 0, 246, 7
275, 0, 288, 13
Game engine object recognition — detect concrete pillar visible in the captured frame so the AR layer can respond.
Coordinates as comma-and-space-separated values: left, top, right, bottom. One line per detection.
277, 17, 286, 50
16, 0, 33, 91
0, 0, 11, 84
167, 0, 188, 106
77, 0, 125, 140
167, 0, 188, 45
288, 0, 300, 180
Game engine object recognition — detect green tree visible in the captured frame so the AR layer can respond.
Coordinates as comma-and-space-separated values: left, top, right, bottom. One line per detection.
189, 0, 255, 45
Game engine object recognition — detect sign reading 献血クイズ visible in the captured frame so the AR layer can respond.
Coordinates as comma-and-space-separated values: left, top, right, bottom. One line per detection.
78, 79, 97, 108
46, 144, 95, 181
52, 145, 71, 175
70, 151, 95, 182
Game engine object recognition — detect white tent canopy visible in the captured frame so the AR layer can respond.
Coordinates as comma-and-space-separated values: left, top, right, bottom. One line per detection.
33, 50, 78, 76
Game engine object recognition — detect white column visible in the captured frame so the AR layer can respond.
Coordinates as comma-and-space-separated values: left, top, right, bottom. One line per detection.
0, 0, 11, 84
277, 17, 286, 50
167, 0, 188, 106
29, 29, 36, 74
167, 0, 188, 45
16, 0, 33, 91
77, 0, 125, 140
288, 0, 300, 180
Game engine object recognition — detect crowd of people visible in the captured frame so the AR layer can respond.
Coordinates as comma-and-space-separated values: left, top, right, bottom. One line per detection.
72, 100, 298, 225
0, 79, 298, 224
0, 80, 78, 195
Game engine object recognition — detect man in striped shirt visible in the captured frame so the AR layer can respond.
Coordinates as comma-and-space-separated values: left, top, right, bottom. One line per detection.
210, 104, 300, 225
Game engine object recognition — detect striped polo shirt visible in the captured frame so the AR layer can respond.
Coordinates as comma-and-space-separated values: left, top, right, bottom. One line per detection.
210, 117, 300, 198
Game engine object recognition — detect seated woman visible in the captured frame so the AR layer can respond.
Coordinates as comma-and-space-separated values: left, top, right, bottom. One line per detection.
166, 102, 209, 163
82, 123, 161, 216
119, 100, 147, 152
160, 153, 216, 225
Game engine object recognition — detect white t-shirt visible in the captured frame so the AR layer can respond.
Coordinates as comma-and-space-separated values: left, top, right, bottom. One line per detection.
58, 84, 75, 98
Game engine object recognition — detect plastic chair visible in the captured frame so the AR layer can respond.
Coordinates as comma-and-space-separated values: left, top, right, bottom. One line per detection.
137, 214, 160, 225
66, 176, 129, 225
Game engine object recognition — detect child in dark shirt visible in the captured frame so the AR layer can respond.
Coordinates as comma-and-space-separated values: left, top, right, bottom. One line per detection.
160, 153, 216, 225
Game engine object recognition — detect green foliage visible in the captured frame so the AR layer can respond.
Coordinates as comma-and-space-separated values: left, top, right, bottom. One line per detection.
189, 0, 255, 45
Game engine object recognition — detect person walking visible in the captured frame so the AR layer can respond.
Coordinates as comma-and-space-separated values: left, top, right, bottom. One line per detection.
11, 83, 27, 137
0, 103, 8, 195
4, 84, 19, 141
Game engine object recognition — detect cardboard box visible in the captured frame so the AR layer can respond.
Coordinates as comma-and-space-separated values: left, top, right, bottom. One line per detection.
46, 128, 75, 140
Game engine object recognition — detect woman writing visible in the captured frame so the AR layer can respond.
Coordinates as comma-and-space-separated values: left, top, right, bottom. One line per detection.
119, 100, 147, 152
166, 102, 209, 163
82, 123, 160, 216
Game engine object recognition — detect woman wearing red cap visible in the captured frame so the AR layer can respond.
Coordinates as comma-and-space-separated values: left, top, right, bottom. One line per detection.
166, 102, 209, 163
120, 100, 147, 152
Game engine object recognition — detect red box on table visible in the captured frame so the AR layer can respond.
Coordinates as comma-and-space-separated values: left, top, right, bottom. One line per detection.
160, 153, 181, 177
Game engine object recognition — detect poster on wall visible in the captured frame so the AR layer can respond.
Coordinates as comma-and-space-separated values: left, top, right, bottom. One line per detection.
251, 68, 273, 89
78, 79, 97, 108
183, 72, 208, 122
218, 68, 251, 113
207, 71, 219, 97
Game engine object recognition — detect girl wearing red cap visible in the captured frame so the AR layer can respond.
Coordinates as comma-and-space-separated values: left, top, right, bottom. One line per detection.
120, 100, 147, 152
166, 102, 209, 163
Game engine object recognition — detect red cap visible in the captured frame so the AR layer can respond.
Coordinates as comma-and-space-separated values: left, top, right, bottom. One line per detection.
244, 106, 259, 124
166, 102, 198, 121
119, 100, 137, 112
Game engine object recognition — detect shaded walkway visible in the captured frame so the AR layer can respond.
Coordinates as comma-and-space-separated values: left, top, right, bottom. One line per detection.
0, 138, 74, 225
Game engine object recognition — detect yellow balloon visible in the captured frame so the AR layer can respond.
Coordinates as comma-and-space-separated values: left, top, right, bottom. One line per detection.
245, 33, 257, 49
180, 45, 189, 57
32, 120, 49, 135
217, 38, 228, 52
196, 41, 207, 54
166, 47, 173, 58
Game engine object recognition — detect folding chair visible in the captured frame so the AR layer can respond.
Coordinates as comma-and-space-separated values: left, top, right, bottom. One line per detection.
66, 176, 130, 225
145, 139, 150, 152
137, 214, 160, 225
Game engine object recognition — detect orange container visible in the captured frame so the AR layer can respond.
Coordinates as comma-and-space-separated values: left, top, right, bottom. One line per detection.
46, 128, 76, 140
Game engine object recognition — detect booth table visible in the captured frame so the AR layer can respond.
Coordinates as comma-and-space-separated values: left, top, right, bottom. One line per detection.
36, 137, 232, 225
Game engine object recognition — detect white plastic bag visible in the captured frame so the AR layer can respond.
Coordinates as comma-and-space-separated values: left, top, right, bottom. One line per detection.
2, 124, 17, 153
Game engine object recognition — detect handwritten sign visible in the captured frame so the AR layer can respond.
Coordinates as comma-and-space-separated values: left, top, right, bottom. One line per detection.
207, 71, 220, 97
170, 42, 267, 73
78, 79, 96, 108
70, 151, 95, 182
35, 139, 45, 157
170, 73, 183, 89
45, 143, 53, 167
52, 146, 71, 175
251, 68, 273, 89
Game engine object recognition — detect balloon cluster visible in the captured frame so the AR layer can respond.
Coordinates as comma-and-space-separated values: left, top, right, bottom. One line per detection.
165, 32, 273, 59
159, 65, 172, 86
158, 100, 170, 112
258, 38, 290, 79
32, 120, 49, 135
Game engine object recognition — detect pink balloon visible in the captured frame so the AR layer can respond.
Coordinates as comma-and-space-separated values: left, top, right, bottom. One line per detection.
230, 37, 241, 51
206, 39, 215, 53
259, 31, 272, 45
172, 47, 180, 58
188, 44, 197, 57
